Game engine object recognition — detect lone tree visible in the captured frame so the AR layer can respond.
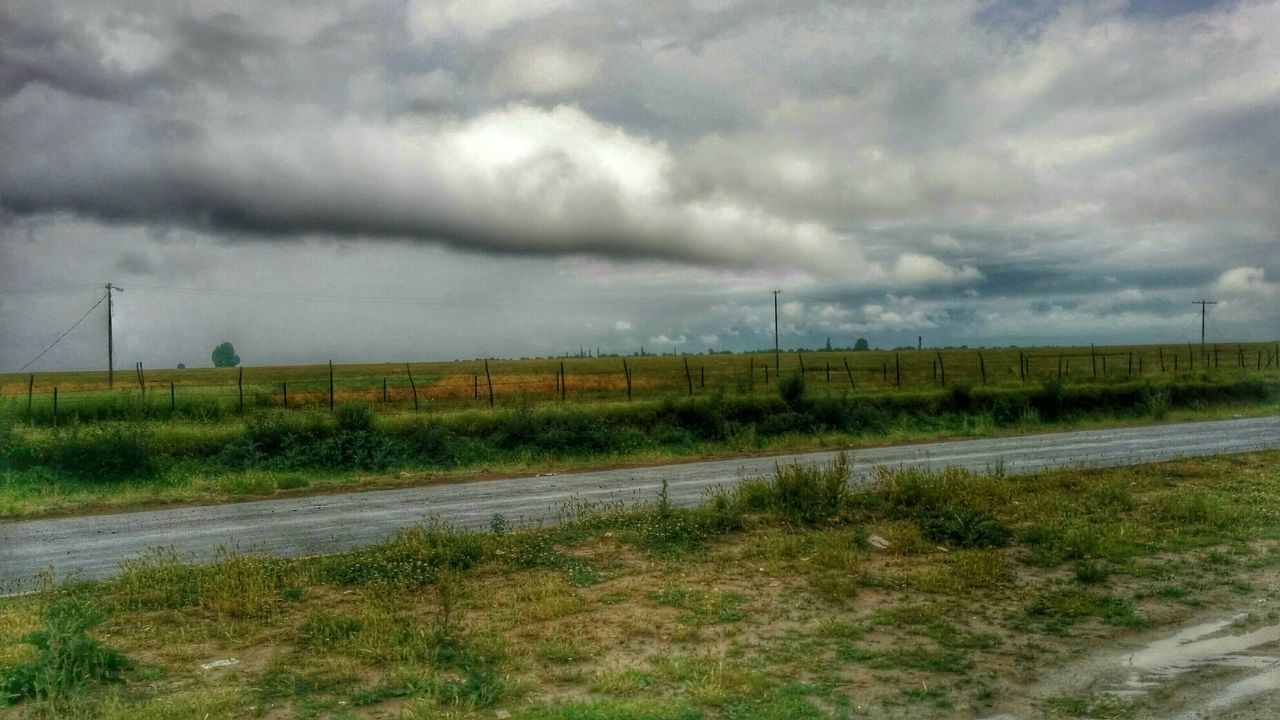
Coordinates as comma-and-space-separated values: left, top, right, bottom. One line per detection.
854, 338, 870, 351
211, 342, 240, 368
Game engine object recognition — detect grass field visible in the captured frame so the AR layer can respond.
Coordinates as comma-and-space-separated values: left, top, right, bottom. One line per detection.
5, 342, 1278, 422
2, 341, 1279, 519
3, 452, 1280, 718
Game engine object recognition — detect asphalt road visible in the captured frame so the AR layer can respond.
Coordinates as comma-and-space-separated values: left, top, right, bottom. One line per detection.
3, 416, 1278, 594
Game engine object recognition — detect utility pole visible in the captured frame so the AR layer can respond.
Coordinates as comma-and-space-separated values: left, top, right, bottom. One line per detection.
773, 290, 781, 374
1192, 300, 1217, 346
105, 283, 124, 389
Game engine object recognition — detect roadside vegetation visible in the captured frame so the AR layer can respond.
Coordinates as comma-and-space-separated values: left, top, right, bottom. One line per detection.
3, 452, 1279, 718
1, 364, 1277, 518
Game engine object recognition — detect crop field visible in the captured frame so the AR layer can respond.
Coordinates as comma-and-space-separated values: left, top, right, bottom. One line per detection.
3, 342, 1278, 423
3, 452, 1280, 718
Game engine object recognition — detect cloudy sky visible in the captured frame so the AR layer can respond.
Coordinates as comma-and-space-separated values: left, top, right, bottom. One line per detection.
1, 0, 1277, 371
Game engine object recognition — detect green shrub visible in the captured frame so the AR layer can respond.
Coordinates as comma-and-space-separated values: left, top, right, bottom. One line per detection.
46, 425, 160, 482
778, 373, 807, 410
1, 597, 131, 704
921, 509, 1012, 549
334, 401, 377, 432
729, 453, 852, 525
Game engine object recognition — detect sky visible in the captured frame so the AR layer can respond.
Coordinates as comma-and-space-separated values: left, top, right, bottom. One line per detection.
1, 0, 1278, 371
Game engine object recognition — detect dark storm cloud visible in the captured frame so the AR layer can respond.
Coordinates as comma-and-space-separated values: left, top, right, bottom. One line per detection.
2, 0, 1278, 371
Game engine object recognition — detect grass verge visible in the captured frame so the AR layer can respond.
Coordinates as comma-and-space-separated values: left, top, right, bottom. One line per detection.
3, 451, 1280, 717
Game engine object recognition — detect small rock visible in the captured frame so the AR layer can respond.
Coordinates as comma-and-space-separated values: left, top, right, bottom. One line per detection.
867, 534, 890, 549
200, 658, 239, 670
495, 711, 512, 720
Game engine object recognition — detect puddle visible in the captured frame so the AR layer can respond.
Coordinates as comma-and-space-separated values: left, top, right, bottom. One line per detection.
1110, 612, 1280, 717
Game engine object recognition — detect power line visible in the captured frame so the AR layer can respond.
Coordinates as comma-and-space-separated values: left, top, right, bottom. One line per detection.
0, 284, 104, 295
18, 292, 109, 372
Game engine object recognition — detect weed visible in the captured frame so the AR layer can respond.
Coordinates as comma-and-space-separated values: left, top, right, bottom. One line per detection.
1, 596, 131, 704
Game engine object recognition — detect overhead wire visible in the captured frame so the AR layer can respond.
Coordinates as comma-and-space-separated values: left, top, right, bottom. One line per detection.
18, 291, 109, 372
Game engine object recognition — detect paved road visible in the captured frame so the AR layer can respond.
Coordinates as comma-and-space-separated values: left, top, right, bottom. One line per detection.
3, 416, 1278, 594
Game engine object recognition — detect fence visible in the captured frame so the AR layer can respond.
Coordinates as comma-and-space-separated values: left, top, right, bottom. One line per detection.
5, 342, 1278, 423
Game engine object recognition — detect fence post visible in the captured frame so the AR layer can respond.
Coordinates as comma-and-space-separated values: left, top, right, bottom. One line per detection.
485, 360, 494, 407
683, 357, 693, 397
474, 373, 479, 400
560, 361, 566, 401
882, 363, 887, 383
842, 357, 855, 389
405, 364, 418, 411
53, 387, 58, 427
383, 377, 388, 403
170, 382, 175, 413
1057, 354, 1062, 378
136, 361, 146, 398
978, 351, 986, 384
283, 382, 288, 409
1128, 352, 1133, 377
765, 365, 769, 385
238, 366, 245, 415
1158, 347, 1165, 372
826, 361, 831, 383
1065, 357, 1070, 376
895, 353, 901, 387
1018, 352, 1025, 382
1091, 344, 1097, 379
623, 359, 632, 401
798, 352, 805, 374
748, 356, 754, 393
27, 374, 33, 413
700, 365, 705, 389
328, 361, 334, 413
936, 351, 945, 386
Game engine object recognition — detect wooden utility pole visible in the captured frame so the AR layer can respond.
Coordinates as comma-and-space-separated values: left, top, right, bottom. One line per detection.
1192, 300, 1217, 347
105, 283, 123, 389
773, 290, 781, 374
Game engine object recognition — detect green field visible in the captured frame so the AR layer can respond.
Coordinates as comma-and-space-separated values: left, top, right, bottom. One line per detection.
2, 342, 1278, 519
5, 342, 1278, 422
3, 452, 1280, 718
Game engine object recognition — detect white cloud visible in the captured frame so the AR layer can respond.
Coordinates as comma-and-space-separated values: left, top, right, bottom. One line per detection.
1214, 267, 1278, 295
614, 320, 632, 331
492, 42, 600, 96
892, 253, 984, 285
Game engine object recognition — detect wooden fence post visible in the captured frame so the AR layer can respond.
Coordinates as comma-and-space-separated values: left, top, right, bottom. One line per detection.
882, 363, 887, 383
283, 382, 289, 409
936, 351, 946, 386
382, 377, 388, 403
1018, 352, 1025, 382
170, 382, 175, 412
560, 362, 566, 401
485, 360, 495, 407
826, 361, 831, 383
978, 351, 986, 384
622, 359, 632, 401
700, 365, 705, 389
764, 365, 769, 385
683, 357, 693, 397
473, 373, 479, 400
27, 374, 33, 413
842, 357, 855, 389
895, 353, 901, 387
239, 366, 245, 415
1057, 354, 1062, 378
405, 365, 418, 411
328, 361, 334, 413
798, 352, 805, 375
1158, 347, 1165, 372
1091, 344, 1097, 379
748, 357, 754, 392
53, 387, 58, 427
1128, 352, 1133, 377
136, 361, 146, 398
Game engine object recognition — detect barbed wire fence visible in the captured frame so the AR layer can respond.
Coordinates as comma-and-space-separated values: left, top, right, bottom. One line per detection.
5, 342, 1278, 424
